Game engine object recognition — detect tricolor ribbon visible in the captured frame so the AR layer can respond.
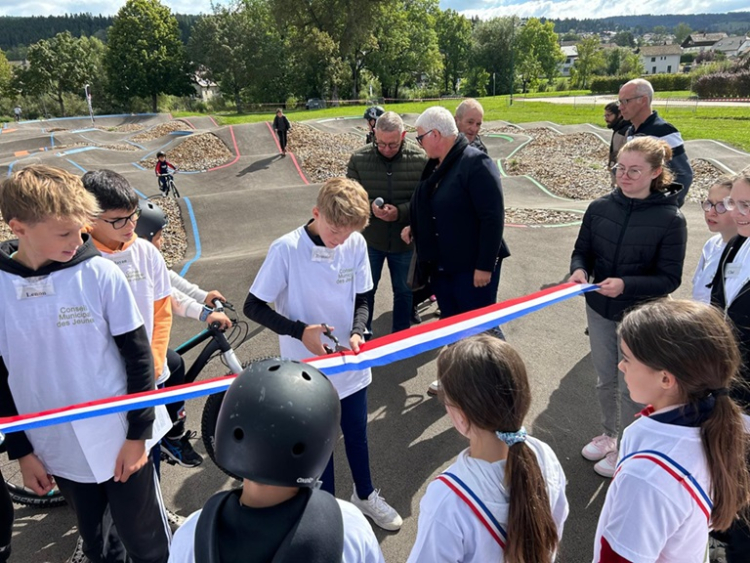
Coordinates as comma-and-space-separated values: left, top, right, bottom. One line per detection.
0, 283, 596, 434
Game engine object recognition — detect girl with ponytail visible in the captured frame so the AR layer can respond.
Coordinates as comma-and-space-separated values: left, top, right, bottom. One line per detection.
593, 298, 750, 563
407, 334, 569, 563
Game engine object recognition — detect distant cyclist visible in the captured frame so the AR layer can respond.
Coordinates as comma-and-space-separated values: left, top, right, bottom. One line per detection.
364, 106, 384, 145
155, 151, 178, 194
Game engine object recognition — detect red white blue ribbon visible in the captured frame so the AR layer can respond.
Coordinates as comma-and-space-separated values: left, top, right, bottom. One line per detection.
0, 283, 596, 434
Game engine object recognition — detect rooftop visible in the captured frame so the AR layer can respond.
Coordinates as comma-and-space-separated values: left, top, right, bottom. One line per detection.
640, 44, 682, 57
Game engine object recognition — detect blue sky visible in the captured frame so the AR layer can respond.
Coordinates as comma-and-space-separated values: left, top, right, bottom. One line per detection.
0, 0, 746, 19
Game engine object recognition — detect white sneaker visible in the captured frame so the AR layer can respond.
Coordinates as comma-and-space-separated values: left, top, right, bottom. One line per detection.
350, 487, 403, 531
166, 508, 186, 533
427, 380, 440, 396
581, 434, 617, 461
594, 451, 618, 478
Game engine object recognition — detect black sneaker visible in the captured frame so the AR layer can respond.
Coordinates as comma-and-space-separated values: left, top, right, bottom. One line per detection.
161, 431, 203, 468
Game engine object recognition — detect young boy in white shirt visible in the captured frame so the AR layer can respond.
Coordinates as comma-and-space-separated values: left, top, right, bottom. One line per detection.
82, 170, 203, 470
243, 177, 402, 531
0, 165, 170, 563
168, 359, 385, 563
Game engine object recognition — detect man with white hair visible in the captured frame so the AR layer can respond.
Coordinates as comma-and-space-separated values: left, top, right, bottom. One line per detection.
347, 111, 427, 335
402, 106, 510, 395
455, 99, 487, 154
617, 78, 693, 206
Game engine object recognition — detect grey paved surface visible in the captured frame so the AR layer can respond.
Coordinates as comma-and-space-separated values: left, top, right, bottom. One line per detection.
0, 114, 747, 562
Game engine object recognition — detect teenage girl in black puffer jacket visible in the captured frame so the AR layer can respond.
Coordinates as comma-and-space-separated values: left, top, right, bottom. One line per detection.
569, 136, 688, 478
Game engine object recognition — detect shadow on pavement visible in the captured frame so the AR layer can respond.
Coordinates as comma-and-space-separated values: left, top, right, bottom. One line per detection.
236, 155, 283, 177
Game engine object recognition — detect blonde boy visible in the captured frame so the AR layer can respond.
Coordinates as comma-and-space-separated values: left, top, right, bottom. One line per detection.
0, 165, 170, 563
244, 177, 403, 531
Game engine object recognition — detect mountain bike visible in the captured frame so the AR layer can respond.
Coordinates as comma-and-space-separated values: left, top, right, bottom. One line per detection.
1, 300, 249, 508
157, 173, 181, 199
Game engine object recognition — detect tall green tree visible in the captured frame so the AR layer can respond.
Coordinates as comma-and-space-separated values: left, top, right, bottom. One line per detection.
105, 0, 192, 112
0, 50, 12, 98
368, 0, 442, 99
514, 18, 563, 92
21, 32, 103, 115
269, 0, 392, 100
571, 36, 604, 89
472, 16, 517, 95
435, 9, 472, 95
612, 31, 636, 48
604, 46, 644, 77
673, 22, 692, 45
189, 0, 287, 111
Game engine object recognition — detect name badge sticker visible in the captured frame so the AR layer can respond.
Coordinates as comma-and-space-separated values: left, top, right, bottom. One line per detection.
14, 276, 55, 300
311, 247, 335, 263
726, 263, 742, 278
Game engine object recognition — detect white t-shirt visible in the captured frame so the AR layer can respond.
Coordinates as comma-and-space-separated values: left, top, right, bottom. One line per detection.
593, 414, 711, 563
250, 227, 373, 399
407, 438, 569, 563
692, 234, 727, 304
720, 236, 750, 308
100, 238, 172, 382
167, 498, 385, 563
0, 257, 144, 483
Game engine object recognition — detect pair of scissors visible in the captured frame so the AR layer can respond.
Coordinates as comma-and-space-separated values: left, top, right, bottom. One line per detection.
321, 323, 349, 353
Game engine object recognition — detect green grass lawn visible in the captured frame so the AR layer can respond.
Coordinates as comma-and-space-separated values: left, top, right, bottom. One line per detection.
174, 93, 750, 152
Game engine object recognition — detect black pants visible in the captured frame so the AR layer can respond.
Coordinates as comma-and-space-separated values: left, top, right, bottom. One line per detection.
277, 130, 288, 152
164, 349, 186, 438
55, 462, 170, 563
0, 472, 12, 562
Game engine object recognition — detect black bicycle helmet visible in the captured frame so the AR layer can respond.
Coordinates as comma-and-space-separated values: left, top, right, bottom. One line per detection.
214, 358, 341, 487
156, 151, 166, 158
135, 200, 167, 241
363, 106, 385, 122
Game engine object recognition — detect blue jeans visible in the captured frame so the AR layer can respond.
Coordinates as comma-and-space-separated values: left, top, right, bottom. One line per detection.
366, 247, 413, 334
320, 387, 374, 500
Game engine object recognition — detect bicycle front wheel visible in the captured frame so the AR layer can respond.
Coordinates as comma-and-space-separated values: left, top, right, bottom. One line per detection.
169, 179, 180, 199
201, 391, 239, 480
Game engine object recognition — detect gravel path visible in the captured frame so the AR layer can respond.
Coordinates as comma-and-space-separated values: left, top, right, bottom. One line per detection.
506, 208, 582, 225
131, 121, 192, 142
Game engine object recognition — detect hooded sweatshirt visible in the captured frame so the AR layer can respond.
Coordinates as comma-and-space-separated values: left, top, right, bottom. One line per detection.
0, 235, 154, 482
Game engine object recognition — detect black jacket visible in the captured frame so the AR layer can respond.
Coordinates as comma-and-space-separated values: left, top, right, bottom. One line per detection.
273, 115, 291, 132
347, 141, 427, 253
710, 235, 750, 408
570, 185, 687, 322
410, 134, 510, 275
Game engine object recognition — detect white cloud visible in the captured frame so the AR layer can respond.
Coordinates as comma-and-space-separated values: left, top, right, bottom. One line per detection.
458, 0, 747, 19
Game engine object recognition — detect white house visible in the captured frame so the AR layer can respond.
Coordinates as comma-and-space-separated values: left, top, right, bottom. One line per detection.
559, 45, 577, 77
681, 32, 727, 54
640, 45, 682, 75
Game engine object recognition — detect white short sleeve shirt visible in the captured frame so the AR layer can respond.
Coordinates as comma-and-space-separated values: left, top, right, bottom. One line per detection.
250, 227, 373, 399
407, 438, 569, 563
692, 234, 727, 304
0, 257, 144, 483
593, 416, 711, 563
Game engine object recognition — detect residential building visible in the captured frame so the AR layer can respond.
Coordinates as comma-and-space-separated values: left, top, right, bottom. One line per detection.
560, 45, 577, 77
640, 45, 682, 75
712, 35, 750, 58
681, 32, 727, 53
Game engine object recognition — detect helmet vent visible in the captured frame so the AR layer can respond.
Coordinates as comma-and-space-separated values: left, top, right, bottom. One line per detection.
233, 427, 244, 441
292, 442, 306, 456
268, 364, 281, 372
301, 371, 312, 381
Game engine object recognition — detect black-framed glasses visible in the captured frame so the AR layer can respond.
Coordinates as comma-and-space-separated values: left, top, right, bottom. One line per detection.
416, 129, 434, 146
723, 196, 750, 216
617, 95, 644, 106
100, 208, 142, 229
375, 141, 401, 150
612, 164, 644, 180
701, 200, 728, 214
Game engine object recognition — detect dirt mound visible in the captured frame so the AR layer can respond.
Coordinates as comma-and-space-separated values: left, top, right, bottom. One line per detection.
687, 159, 728, 203
140, 133, 233, 172
506, 207, 582, 225
286, 123, 364, 183
131, 121, 192, 142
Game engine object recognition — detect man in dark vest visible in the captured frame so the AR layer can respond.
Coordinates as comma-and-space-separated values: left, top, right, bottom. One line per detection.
347, 111, 427, 335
